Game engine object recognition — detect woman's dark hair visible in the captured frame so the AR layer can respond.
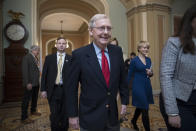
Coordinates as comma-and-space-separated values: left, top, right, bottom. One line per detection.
176, 4, 196, 54
130, 52, 136, 56
110, 37, 119, 46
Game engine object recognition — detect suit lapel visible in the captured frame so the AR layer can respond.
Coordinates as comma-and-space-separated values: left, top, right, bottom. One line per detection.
29, 53, 39, 70
54, 53, 58, 73
86, 43, 107, 88
62, 54, 71, 72
108, 45, 115, 89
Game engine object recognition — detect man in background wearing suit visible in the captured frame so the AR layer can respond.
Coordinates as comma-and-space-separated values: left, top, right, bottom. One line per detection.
41, 37, 71, 131
66, 14, 129, 131
21, 45, 40, 123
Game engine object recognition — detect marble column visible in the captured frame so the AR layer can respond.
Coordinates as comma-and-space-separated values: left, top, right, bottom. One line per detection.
126, 2, 171, 93
0, 0, 3, 104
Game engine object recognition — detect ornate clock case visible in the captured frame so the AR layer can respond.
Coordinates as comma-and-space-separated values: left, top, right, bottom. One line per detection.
3, 19, 28, 102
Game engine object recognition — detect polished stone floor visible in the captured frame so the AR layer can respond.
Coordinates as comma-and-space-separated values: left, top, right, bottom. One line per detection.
0, 95, 167, 131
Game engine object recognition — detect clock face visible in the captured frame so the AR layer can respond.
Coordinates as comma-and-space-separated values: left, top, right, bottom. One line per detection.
6, 24, 25, 41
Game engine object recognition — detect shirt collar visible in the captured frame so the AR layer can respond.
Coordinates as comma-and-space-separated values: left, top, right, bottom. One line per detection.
93, 42, 108, 55
30, 52, 36, 58
57, 51, 66, 56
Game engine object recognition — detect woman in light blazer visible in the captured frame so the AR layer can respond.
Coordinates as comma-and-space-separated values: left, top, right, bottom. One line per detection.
160, 4, 196, 131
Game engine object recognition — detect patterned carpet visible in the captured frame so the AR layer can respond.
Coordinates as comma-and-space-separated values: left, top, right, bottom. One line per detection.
0, 95, 167, 131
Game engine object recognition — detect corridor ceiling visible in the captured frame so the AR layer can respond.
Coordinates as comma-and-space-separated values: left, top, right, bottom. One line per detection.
41, 13, 84, 32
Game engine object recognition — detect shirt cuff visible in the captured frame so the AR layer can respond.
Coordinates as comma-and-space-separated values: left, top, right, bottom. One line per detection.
168, 114, 179, 116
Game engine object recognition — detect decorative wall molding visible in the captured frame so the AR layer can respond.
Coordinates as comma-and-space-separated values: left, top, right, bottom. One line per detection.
127, 3, 171, 17
42, 30, 86, 36
120, 0, 172, 10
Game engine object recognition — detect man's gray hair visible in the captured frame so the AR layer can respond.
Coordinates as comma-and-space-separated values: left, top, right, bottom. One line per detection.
88, 14, 109, 28
30, 45, 39, 52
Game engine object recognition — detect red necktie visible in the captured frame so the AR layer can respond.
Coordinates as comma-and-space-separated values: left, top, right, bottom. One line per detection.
101, 50, 110, 87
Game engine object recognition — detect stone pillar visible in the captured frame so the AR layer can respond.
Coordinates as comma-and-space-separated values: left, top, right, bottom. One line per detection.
0, 0, 3, 103
126, 1, 172, 93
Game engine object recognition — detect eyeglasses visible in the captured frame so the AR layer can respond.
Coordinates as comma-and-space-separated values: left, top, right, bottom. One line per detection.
92, 26, 112, 32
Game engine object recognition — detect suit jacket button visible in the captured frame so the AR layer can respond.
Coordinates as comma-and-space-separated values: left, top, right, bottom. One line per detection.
107, 92, 111, 95
106, 104, 110, 108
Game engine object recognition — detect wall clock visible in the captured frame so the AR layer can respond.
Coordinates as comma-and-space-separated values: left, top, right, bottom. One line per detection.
4, 20, 28, 44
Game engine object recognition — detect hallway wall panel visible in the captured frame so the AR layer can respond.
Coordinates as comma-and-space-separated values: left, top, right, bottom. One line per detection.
0, 0, 3, 104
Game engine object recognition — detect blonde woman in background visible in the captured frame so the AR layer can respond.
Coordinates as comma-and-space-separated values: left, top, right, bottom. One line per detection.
127, 41, 153, 131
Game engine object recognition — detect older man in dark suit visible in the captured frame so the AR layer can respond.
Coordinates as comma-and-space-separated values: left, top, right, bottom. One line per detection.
66, 14, 129, 131
21, 45, 40, 123
41, 37, 71, 131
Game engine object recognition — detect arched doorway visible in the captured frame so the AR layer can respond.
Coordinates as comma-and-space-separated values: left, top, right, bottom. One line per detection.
46, 38, 73, 55
37, 0, 108, 65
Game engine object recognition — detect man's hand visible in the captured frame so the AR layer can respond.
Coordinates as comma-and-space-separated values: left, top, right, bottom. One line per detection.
41, 91, 47, 98
69, 117, 79, 129
26, 84, 32, 90
168, 115, 181, 128
120, 104, 127, 115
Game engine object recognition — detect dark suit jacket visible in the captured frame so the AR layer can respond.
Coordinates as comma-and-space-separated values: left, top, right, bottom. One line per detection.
41, 53, 72, 100
66, 43, 129, 131
22, 53, 40, 87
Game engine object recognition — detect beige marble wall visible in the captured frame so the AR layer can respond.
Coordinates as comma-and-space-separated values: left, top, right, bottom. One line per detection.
83, 30, 90, 46
147, 10, 171, 93
127, 3, 171, 93
0, 0, 3, 103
